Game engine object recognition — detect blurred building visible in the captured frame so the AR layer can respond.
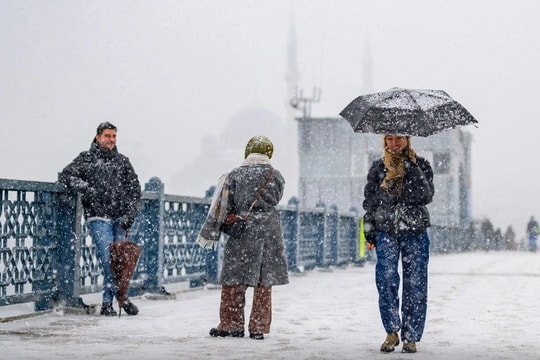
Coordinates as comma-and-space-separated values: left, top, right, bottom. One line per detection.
296, 117, 473, 228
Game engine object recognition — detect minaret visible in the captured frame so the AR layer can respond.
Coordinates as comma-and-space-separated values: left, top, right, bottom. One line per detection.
285, 11, 299, 121
283, 10, 301, 204
285, 11, 320, 119
362, 32, 374, 93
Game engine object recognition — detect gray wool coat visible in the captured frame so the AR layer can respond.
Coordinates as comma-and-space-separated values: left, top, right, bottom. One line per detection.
219, 154, 289, 287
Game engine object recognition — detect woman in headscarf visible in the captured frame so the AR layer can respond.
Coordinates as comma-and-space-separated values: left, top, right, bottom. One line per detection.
363, 134, 434, 354
198, 135, 289, 340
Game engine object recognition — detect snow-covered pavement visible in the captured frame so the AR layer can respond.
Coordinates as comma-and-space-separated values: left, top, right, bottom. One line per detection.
1, 251, 539, 359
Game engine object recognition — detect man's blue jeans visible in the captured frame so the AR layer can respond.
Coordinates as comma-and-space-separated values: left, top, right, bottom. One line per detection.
375, 230, 430, 343
87, 218, 127, 304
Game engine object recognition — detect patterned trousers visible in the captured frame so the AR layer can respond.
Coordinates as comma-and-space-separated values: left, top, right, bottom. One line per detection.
218, 283, 272, 334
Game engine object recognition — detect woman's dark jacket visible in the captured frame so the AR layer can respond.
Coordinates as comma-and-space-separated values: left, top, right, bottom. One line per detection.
363, 156, 434, 236
58, 141, 141, 227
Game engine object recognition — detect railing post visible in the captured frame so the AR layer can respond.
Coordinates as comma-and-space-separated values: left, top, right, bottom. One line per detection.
204, 245, 219, 285
200, 189, 219, 285
33, 191, 57, 311
54, 191, 83, 309
142, 177, 165, 293
315, 203, 326, 267
327, 205, 339, 266
282, 199, 300, 273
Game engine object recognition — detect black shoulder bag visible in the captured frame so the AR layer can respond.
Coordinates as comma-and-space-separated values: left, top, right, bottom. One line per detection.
220, 167, 274, 237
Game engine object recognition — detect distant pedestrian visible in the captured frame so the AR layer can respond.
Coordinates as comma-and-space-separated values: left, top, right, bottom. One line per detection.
503, 226, 516, 251
526, 216, 539, 252
480, 218, 495, 251
363, 134, 434, 354
197, 135, 289, 340
58, 122, 141, 316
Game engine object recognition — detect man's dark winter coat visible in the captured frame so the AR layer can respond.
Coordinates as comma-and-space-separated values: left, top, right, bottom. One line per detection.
58, 141, 141, 227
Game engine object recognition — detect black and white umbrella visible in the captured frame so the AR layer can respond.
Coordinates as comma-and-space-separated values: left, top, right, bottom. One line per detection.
339, 88, 478, 137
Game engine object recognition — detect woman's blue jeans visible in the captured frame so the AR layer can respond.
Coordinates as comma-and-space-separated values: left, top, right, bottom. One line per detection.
87, 218, 127, 304
375, 230, 430, 343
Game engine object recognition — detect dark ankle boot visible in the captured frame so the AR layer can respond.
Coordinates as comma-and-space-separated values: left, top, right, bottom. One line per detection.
209, 327, 245, 337
100, 302, 117, 316
121, 300, 139, 316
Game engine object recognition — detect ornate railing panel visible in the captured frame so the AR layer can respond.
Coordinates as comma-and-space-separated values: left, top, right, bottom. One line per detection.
0, 180, 62, 309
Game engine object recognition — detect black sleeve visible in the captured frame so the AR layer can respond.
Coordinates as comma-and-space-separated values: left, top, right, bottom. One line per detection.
362, 161, 380, 215
362, 161, 382, 235
122, 157, 142, 221
401, 158, 434, 206
58, 152, 91, 192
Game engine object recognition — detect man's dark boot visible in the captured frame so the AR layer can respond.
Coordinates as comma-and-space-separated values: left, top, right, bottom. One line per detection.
100, 302, 117, 316
121, 300, 139, 316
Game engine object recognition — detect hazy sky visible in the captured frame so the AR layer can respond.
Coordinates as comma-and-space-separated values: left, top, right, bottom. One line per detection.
2, 0, 539, 239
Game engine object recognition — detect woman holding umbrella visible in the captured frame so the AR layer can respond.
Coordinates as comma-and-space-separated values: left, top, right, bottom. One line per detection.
363, 134, 434, 354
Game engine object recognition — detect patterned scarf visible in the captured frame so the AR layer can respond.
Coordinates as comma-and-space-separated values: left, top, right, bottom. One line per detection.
197, 153, 272, 249
381, 137, 417, 195
196, 172, 230, 249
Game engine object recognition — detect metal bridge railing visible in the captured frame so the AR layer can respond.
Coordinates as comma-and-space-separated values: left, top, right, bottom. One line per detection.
0, 177, 361, 314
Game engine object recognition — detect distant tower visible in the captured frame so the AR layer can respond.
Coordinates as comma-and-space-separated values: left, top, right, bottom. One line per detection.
285, 11, 299, 121
362, 33, 374, 93
286, 9, 321, 120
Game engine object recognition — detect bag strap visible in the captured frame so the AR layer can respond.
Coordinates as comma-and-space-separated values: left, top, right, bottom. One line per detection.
245, 167, 274, 220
